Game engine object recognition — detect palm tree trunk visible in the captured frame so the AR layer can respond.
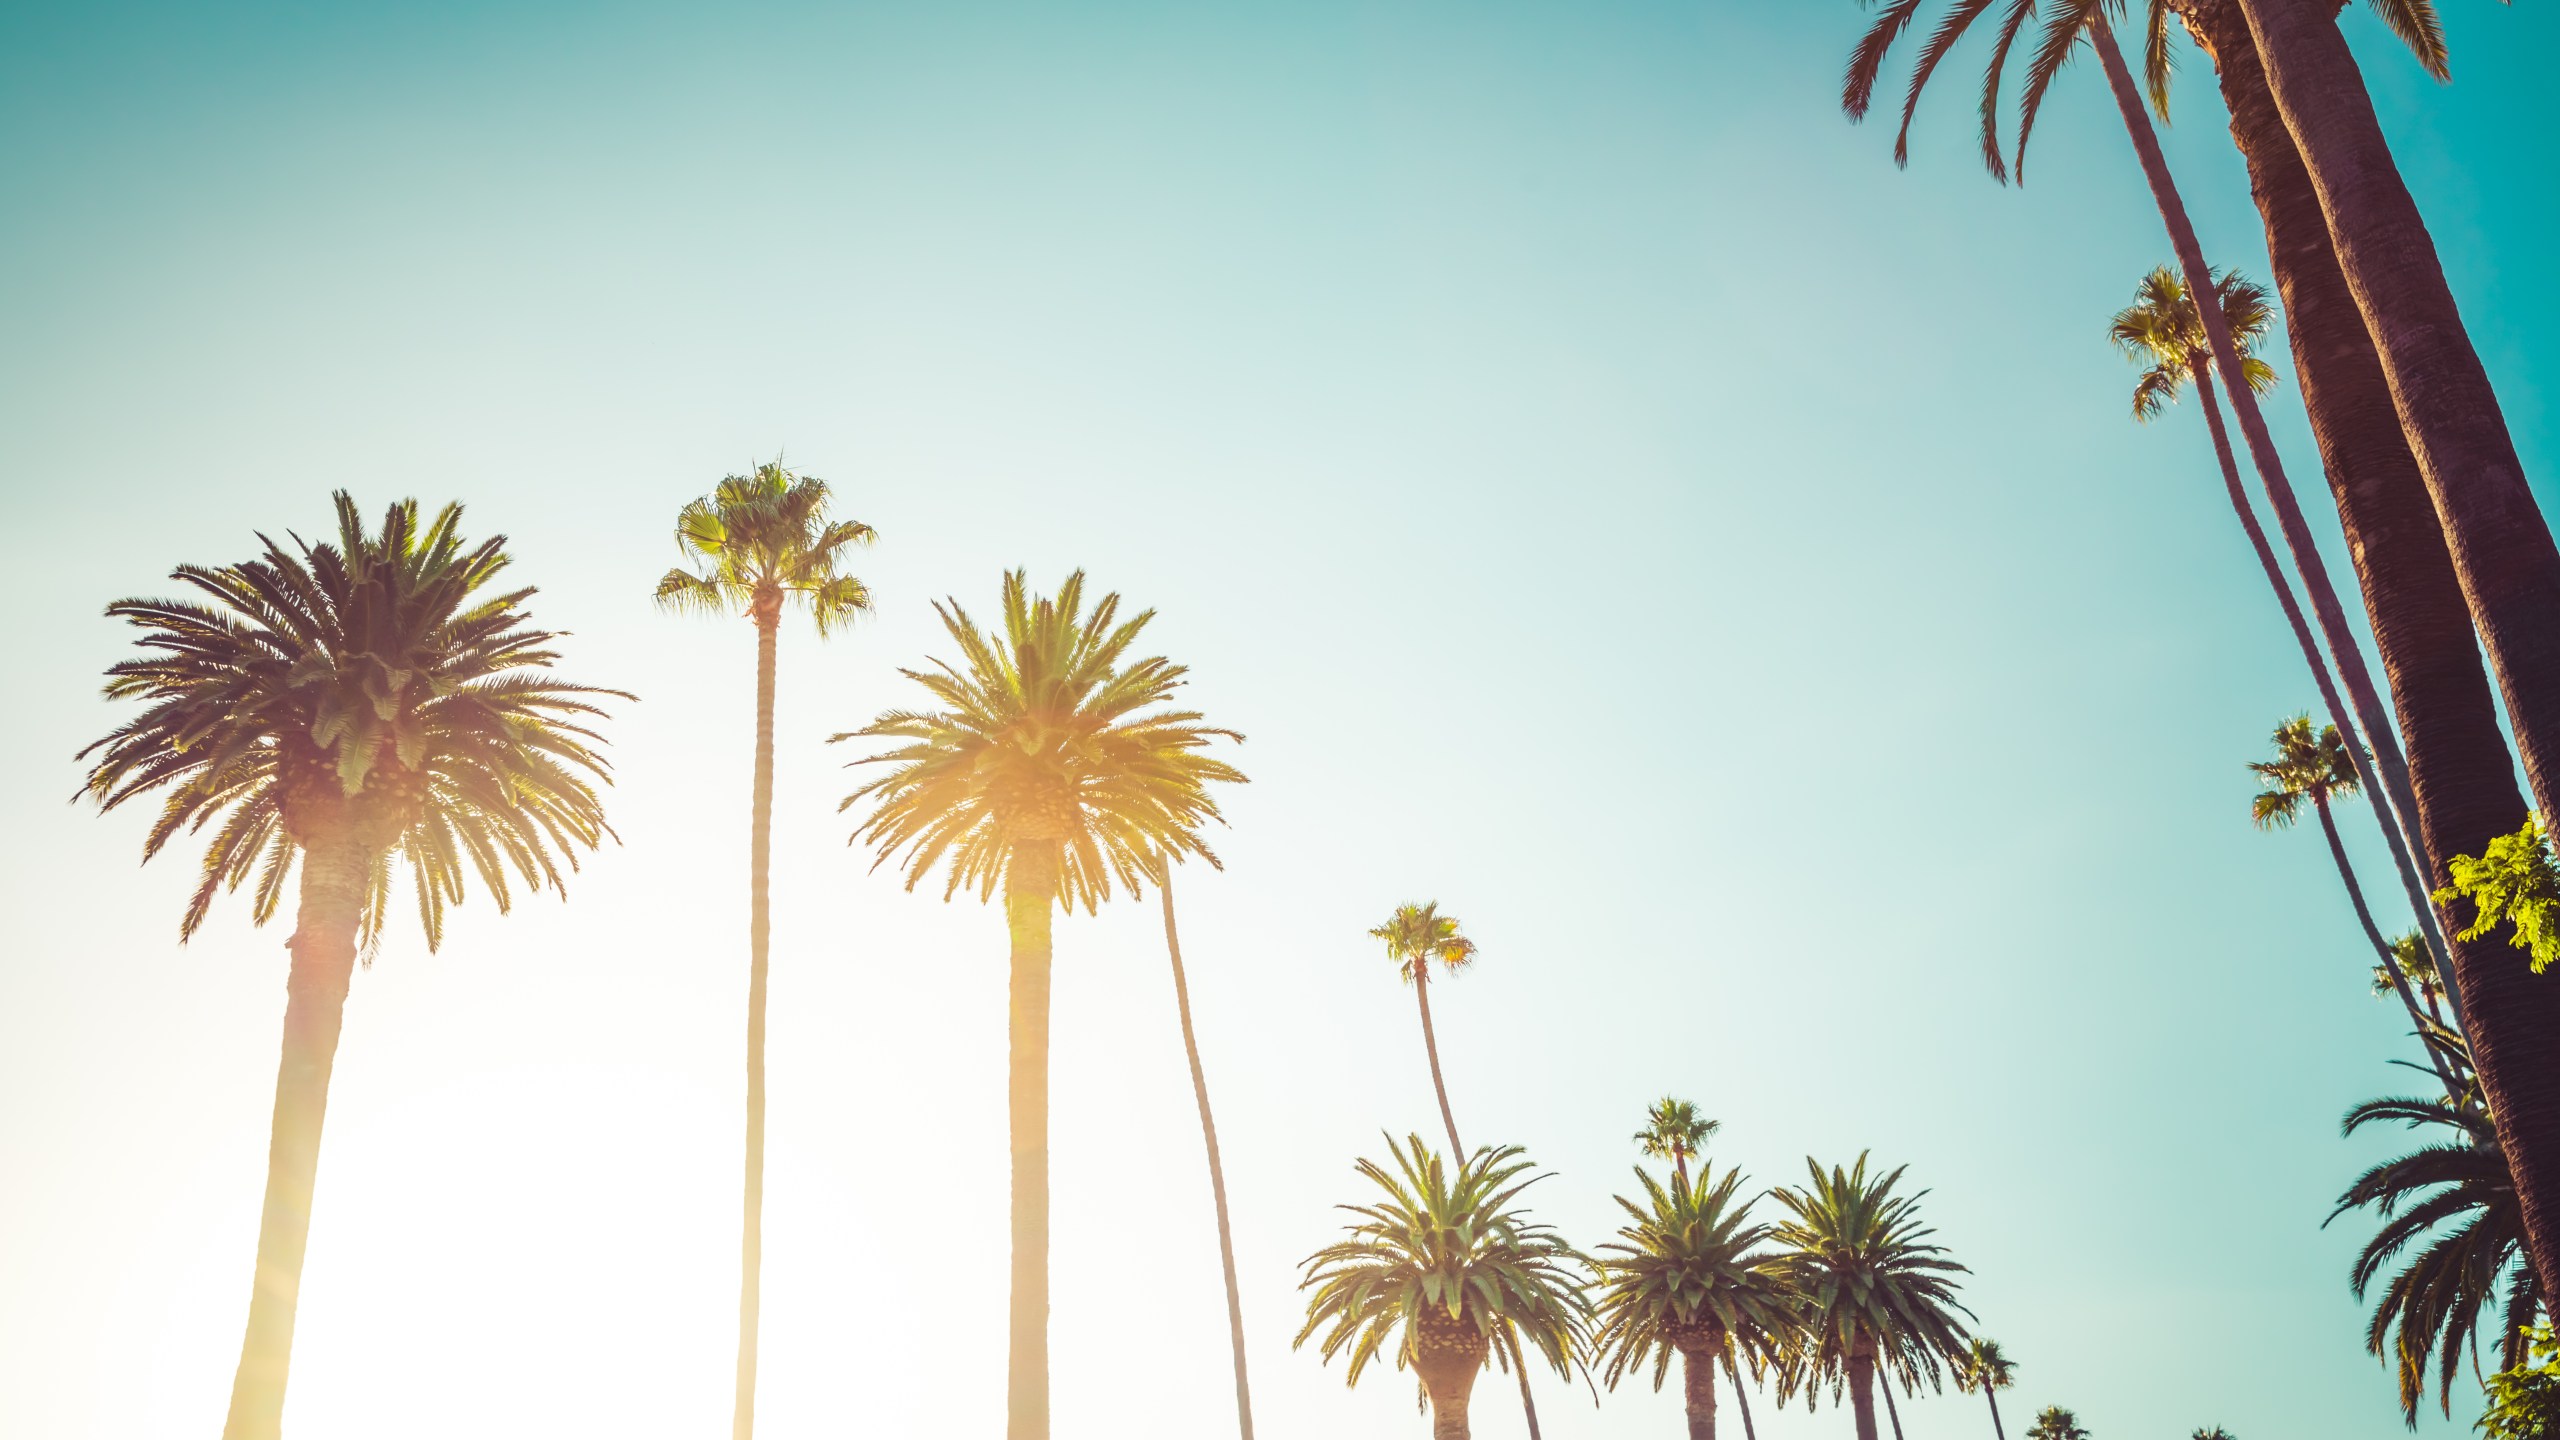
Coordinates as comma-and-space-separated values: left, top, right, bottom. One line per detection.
1985, 1388, 2007, 1440
1156, 869, 1255, 1440
2313, 792, 2461, 1097
221, 834, 368, 1440
1412, 970, 1464, 1160
1503, 1329, 1543, 1440
2175, 0, 2486, 1030
1880, 1373, 1906, 1440
1725, 1354, 1758, 1440
1005, 846, 1059, 1440
1848, 1346, 1881, 1440
1680, 1345, 1718, 1440
1423, 1368, 1475, 1440
2089, 11, 2455, 1010
2238, 0, 2560, 832
733, 612, 778, 1440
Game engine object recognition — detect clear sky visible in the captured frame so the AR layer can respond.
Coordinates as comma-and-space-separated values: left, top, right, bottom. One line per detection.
3, 1, 2556, 1436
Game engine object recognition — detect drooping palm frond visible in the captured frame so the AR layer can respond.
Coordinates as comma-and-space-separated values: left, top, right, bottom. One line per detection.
1767, 1153, 1974, 1411
80, 493, 626, 949
1371, 902, 1478, 985
1294, 1135, 1593, 1389
836, 569, 1246, 911
655, 458, 876, 635
1591, 1164, 1789, 1394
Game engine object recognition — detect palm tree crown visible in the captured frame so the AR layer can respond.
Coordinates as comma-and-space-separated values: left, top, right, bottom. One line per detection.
1592, 1164, 1788, 1393
1634, 1097, 1721, 1178
653, 460, 875, 632
1372, 902, 1478, 984
2109, 266, 2280, 422
2247, 714, 2359, 830
838, 569, 1245, 906
80, 492, 623, 946
1769, 1153, 1973, 1408
1954, 1335, 2017, 1396
2024, 1406, 2091, 1440
1295, 1136, 1591, 1389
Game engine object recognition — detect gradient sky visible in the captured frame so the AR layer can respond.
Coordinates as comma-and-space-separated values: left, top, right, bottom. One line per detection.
4, 1, 2558, 1436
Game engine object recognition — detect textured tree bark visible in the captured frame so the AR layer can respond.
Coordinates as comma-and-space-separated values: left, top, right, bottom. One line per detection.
733, 608, 779, 1440
221, 835, 368, 1440
2239, 0, 2560, 830
1848, 1345, 1881, 1440
1006, 848, 1059, 1440
1413, 970, 1464, 1161
1157, 871, 1255, 1440
1679, 1343, 1719, 1440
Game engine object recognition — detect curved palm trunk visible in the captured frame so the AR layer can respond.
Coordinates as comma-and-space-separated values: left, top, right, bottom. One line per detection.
733, 613, 779, 1440
1679, 1345, 1719, 1440
2089, 12, 2455, 1006
2313, 792, 2462, 1096
221, 836, 368, 1440
1005, 848, 1059, 1440
1848, 1345, 1882, 1440
1880, 1373, 1906, 1440
1984, 1388, 2007, 1440
1502, 1330, 1543, 1440
1724, 1354, 1758, 1440
1156, 872, 1255, 1440
2237, 0, 2560, 831
1412, 970, 1464, 1160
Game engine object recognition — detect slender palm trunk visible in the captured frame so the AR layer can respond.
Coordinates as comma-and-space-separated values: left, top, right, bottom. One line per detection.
2090, 12, 2456, 1005
1881, 1373, 1906, 1440
1984, 1388, 2007, 1440
1503, 1330, 1543, 1440
2238, 0, 2560, 830
733, 612, 778, 1440
1725, 1355, 1758, 1440
1156, 871, 1255, 1440
1680, 1345, 1719, 1440
1412, 970, 1464, 1159
2313, 792, 2461, 1095
1005, 848, 1059, 1440
221, 835, 368, 1440
1848, 1346, 1881, 1440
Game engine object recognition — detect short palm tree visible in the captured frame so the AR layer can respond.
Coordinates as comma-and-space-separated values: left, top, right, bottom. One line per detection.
1635, 1097, 1721, 1186
1295, 1136, 1591, 1440
1371, 902, 1478, 1159
2024, 1406, 2090, 1440
1593, 1164, 1789, 1440
654, 458, 873, 1440
1768, 1154, 1973, 1440
839, 570, 1243, 1440
80, 494, 622, 1440
2328, 1080, 2539, 1422
1952, 1337, 2018, 1440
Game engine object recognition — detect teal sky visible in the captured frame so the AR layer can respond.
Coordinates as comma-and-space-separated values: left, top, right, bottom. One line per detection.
4, 1, 2557, 1436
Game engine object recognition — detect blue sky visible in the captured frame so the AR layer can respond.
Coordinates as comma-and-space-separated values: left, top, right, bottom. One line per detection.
3, 1, 2556, 1436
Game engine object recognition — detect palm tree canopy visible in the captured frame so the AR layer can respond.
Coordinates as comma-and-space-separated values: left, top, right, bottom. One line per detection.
79, 493, 624, 948
2247, 713, 2359, 830
1592, 1164, 1789, 1392
2024, 1405, 2091, 1440
2374, 929, 2446, 1004
653, 459, 875, 634
1633, 1097, 1721, 1170
1370, 901, 1478, 985
2192, 1427, 2238, 1440
1953, 1335, 2017, 1395
1294, 1135, 1592, 1388
837, 570, 1245, 910
2328, 1084, 2538, 1420
1768, 1152, 1973, 1408
2108, 266, 2281, 422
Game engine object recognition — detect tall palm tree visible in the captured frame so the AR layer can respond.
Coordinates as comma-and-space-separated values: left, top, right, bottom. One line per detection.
1593, 1164, 1789, 1440
840, 570, 1245, 1440
2375, 930, 2449, 1028
1635, 1098, 1721, 1187
2329, 1077, 2540, 1421
2251, 715, 2464, 1096
1768, 1154, 1973, 1440
2024, 1406, 2091, 1440
1370, 902, 1478, 1162
1295, 1136, 1591, 1440
2236, 0, 2560, 841
1156, 859, 1256, 1440
654, 459, 873, 1440
1953, 1337, 2018, 1440
79, 494, 623, 1440
1854, 0, 2560, 1301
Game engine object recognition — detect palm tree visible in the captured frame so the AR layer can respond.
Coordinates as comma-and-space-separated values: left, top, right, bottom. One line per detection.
2236, 0, 2560, 844
2024, 1406, 2091, 1440
2251, 714, 2463, 1096
79, 494, 623, 1440
1370, 902, 1478, 1162
2329, 1078, 2540, 1421
2374, 930, 2450, 1028
1635, 1098, 1721, 1186
1768, 1154, 1973, 1440
2193, 1427, 2237, 1440
839, 570, 1245, 1440
1952, 1337, 2018, 1440
1295, 1136, 1591, 1440
1156, 859, 1256, 1440
1593, 1164, 1789, 1440
654, 459, 873, 1440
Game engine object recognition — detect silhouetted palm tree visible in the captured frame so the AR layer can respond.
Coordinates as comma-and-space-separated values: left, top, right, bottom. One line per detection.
1635, 1098, 1721, 1187
654, 458, 873, 1440
1953, 1337, 2018, 1440
1768, 1154, 1972, 1440
1593, 1164, 1788, 1440
81, 494, 623, 1440
840, 570, 1243, 1440
1296, 1136, 1591, 1440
